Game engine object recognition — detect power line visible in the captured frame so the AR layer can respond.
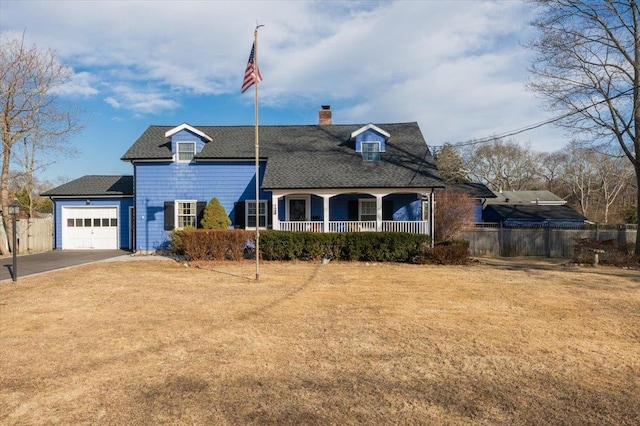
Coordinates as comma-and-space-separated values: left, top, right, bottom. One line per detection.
433, 87, 635, 150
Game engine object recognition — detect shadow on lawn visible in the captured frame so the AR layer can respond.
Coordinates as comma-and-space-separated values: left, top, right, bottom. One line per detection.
476, 257, 640, 282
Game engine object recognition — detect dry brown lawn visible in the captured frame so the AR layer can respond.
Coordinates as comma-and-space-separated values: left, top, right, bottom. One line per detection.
1, 259, 639, 425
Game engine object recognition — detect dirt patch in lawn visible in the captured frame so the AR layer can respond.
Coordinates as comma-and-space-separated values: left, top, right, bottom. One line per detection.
1, 259, 639, 425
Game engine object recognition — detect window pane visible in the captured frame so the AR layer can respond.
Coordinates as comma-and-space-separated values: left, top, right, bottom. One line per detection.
94, 218, 101, 227
361, 200, 376, 221
362, 142, 380, 161
177, 142, 195, 161
102, 218, 110, 226
110, 218, 117, 227
67, 219, 74, 227
176, 201, 196, 229
75, 219, 83, 227
84, 218, 92, 227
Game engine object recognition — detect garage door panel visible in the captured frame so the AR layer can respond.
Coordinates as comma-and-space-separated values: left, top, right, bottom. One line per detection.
62, 207, 118, 249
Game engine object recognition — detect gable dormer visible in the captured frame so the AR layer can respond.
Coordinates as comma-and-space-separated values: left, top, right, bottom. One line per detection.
350, 123, 390, 161
164, 123, 213, 163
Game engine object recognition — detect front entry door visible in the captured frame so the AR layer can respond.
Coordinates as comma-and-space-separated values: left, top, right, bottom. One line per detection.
288, 198, 307, 221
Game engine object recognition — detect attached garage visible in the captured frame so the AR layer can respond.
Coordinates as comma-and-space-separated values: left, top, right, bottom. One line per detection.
62, 206, 118, 249
42, 175, 134, 250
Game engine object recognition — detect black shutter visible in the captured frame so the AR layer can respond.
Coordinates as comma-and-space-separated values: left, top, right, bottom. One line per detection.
164, 201, 174, 230
234, 202, 245, 229
383, 200, 394, 221
347, 200, 358, 221
196, 202, 207, 228
267, 201, 273, 228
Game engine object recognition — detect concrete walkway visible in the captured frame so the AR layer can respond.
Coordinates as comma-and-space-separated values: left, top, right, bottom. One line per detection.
0, 250, 169, 282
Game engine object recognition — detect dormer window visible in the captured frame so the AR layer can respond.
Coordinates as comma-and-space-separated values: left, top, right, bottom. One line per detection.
362, 142, 381, 161
177, 142, 195, 162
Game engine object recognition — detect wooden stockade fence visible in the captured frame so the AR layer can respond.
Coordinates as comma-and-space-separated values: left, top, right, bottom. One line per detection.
461, 223, 638, 258
2, 217, 53, 254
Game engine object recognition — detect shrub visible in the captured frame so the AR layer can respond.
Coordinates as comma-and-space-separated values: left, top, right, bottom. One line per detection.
200, 197, 231, 229
260, 231, 431, 263
573, 238, 639, 267
170, 229, 254, 261
412, 240, 471, 265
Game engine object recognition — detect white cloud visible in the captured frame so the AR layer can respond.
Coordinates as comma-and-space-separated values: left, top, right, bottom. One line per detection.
1, 0, 565, 151
104, 97, 120, 109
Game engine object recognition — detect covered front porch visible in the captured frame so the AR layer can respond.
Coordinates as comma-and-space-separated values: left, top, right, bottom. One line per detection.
270, 189, 434, 235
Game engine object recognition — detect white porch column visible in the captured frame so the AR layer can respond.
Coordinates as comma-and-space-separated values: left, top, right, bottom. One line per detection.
272, 194, 282, 231
430, 189, 435, 247
375, 194, 383, 231
322, 195, 330, 232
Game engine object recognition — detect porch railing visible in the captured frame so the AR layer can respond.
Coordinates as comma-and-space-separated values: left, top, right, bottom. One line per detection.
279, 221, 324, 232
327, 221, 377, 233
382, 220, 429, 234
277, 220, 429, 234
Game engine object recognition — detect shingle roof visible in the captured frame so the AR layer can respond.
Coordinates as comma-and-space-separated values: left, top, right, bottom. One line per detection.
483, 204, 586, 221
41, 175, 133, 197
445, 183, 497, 199
121, 122, 443, 189
486, 190, 566, 204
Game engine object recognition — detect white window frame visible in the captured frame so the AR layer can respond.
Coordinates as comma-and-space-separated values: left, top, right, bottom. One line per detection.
359, 199, 377, 221
245, 200, 268, 230
176, 200, 197, 229
177, 141, 196, 162
361, 141, 381, 161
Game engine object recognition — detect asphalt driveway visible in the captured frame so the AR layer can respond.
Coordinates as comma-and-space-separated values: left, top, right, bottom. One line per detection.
1, 250, 131, 282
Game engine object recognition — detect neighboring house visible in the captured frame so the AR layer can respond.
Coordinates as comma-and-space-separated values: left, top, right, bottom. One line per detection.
42, 175, 134, 249
44, 107, 444, 252
484, 190, 567, 206
481, 190, 586, 226
444, 183, 496, 222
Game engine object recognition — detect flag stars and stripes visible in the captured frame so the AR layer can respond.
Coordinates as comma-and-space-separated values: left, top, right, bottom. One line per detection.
241, 42, 262, 93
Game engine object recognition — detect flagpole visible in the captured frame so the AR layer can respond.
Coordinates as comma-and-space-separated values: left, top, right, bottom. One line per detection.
254, 26, 261, 281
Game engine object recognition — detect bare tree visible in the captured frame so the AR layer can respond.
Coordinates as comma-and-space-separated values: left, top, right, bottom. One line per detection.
0, 32, 82, 254
460, 138, 538, 191
592, 147, 635, 223
434, 188, 476, 242
528, 0, 640, 254
559, 143, 601, 218
435, 143, 471, 183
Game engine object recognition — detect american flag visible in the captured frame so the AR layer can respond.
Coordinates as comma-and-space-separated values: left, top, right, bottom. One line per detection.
241, 42, 262, 93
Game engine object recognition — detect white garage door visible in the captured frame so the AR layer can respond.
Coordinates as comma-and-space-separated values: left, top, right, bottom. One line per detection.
62, 207, 118, 249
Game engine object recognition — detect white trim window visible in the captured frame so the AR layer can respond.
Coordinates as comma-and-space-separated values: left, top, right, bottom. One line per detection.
359, 199, 377, 221
246, 200, 267, 229
361, 141, 381, 161
176, 200, 197, 228
177, 141, 196, 162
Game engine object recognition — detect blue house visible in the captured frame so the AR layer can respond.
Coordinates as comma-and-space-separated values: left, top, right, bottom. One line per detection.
44, 106, 445, 252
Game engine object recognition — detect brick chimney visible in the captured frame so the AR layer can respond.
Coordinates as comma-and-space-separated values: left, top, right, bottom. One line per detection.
319, 105, 332, 125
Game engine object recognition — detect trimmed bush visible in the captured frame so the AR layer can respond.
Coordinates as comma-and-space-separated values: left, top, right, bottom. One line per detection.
260, 231, 431, 263
200, 197, 231, 229
170, 229, 254, 261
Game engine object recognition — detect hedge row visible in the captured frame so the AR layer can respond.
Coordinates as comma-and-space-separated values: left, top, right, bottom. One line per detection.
170, 229, 471, 264
260, 231, 440, 263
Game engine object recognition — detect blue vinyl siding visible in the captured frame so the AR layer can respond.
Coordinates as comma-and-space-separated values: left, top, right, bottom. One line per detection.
354, 129, 386, 153
134, 160, 267, 251
171, 129, 206, 156
51, 197, 133, 249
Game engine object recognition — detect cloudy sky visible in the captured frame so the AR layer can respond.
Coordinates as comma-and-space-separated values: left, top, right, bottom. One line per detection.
1, 0, 567, 183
